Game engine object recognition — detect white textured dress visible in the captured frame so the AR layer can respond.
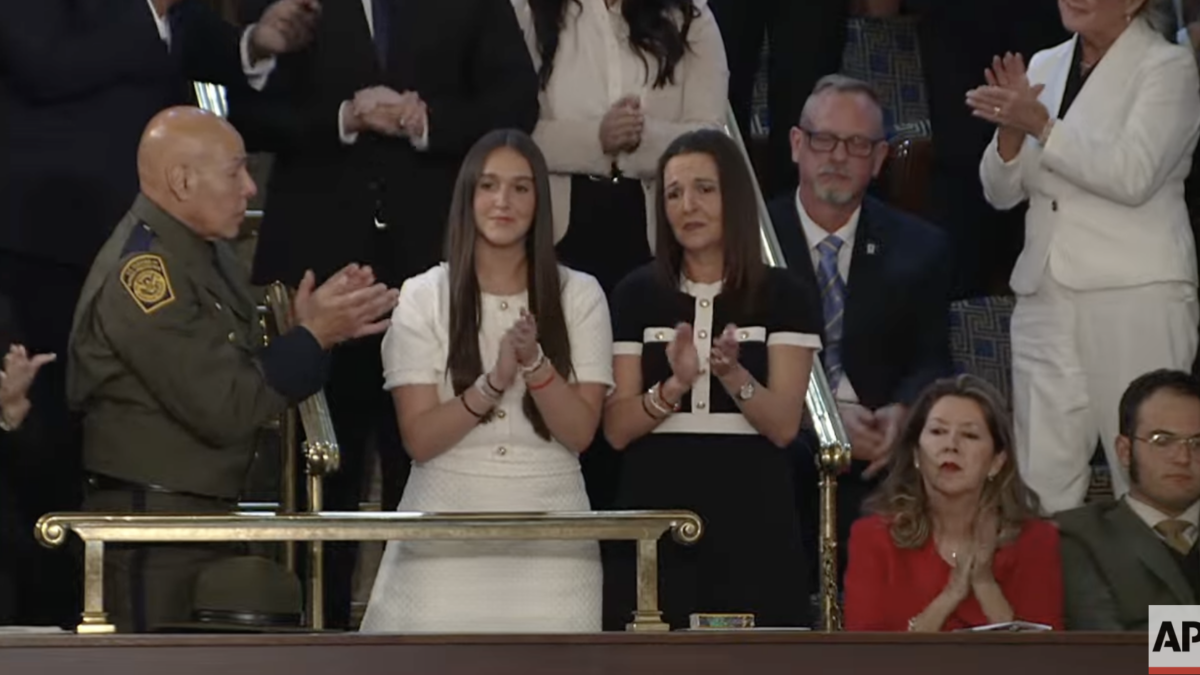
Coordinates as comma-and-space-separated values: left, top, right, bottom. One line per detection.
359, 264, 611, 633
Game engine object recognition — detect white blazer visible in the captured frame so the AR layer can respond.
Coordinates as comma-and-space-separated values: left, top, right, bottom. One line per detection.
980, 18, 1200, 295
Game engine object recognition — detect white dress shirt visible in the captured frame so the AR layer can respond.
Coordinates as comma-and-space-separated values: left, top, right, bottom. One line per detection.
1126, 494, 1200, 549
145, 0, 274, 91
336, 0, 430, 149
796, 192, 861, 404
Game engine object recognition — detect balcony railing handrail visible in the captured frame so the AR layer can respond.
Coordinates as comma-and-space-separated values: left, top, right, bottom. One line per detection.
37, 510, 702, 634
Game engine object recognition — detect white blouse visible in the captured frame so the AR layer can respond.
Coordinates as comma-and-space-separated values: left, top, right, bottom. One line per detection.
381, 264, 614, 477
514, 0, 730, 246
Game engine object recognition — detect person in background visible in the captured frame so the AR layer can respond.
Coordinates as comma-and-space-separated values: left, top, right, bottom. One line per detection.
1058, 370, 1200, 630
516, 0, 727, 510
769, 74, 953, 585
0, 298, 56, 625
227, 0, 537, 627
361, 130, 610, 633
68, 107, 398, 633
602, 129, 821, 630
897, 0, 1068, 298
706, 0, 847, 198
844, 375, 1062, 632
0, 0, 318, 626
970, 0, 1200, 513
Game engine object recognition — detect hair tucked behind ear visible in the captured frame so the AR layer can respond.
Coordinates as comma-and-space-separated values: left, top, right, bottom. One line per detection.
529, 0, 698, 90
443, 129, 572, 441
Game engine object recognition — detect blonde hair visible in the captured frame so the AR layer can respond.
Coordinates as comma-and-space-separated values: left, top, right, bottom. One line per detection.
863, 374, 1043, 549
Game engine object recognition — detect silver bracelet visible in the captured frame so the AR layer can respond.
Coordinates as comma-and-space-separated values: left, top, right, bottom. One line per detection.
520, 344, 546, 377
475, 374, 502, 402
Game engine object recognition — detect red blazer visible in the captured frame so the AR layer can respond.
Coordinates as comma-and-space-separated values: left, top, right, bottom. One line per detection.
844, 514, 1063, 631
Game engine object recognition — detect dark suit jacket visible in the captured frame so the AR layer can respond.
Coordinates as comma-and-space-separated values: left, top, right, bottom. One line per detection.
228, 0, 539, 288
769, 194, 954, 410
0, 0, 253, 270
1057, 499, 1196, 631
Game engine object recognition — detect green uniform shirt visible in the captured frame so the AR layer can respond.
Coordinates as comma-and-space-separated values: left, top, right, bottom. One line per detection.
68, 194, 328, 499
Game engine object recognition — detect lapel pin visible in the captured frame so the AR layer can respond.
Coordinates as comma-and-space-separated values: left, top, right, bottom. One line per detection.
866, 242, 877, 255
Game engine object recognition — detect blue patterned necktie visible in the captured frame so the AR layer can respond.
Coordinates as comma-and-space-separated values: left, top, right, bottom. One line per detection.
372, 0, 392, 67
815, 235, 846, 390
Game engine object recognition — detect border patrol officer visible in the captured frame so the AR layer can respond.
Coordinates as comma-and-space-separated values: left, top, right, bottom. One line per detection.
67, 106, 398, 633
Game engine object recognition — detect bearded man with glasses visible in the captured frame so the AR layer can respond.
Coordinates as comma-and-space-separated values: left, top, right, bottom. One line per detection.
768, 74, 954, 586
1058, 369, 1200, 630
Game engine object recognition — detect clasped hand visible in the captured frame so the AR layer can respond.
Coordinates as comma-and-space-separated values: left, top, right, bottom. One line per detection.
347, 87, 428, 139
293, 263, 400, 349
599, 95, 645, 156
945, 510, 1001, 601
965, 52, 1050, 138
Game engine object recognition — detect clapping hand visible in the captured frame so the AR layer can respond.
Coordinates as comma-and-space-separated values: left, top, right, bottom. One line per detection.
0, 345, 56, 430
293, 264, 399, 349
965, 52, 1049, 137
493, 332, 519, 391
665, 323, 701, 387
709, 324, 740, 378
510, 309, 540, 369
248, 0, 322, 62
970, 508, 1000, 587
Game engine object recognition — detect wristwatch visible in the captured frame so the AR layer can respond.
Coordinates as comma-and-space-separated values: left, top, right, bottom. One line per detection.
736, 379, 756, 401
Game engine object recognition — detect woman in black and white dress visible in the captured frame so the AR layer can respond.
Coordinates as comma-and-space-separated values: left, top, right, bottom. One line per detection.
603, 129, 823, 630
360, 129, 612, 633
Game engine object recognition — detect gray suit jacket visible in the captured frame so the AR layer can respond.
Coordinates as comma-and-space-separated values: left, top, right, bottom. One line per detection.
1056, 499, 1195, 630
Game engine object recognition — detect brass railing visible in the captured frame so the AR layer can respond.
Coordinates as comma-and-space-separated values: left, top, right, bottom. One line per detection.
264, 283, 341, 629
37, 510, 703, 634
721, 105, 853, 631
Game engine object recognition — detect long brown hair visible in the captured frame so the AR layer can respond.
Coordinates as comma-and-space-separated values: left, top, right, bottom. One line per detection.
864, 374, 1042, 549
444, 129, 571, 441
653, 129, 765, 308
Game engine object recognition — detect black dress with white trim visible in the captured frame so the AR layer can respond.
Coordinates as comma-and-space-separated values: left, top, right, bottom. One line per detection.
602, 263, 823, 630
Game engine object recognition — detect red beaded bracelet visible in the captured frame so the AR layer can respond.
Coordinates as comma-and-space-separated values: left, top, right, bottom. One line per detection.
527, 371, 556, 391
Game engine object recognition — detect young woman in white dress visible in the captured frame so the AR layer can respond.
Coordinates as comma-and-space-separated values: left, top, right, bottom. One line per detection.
359, 129, 612, 633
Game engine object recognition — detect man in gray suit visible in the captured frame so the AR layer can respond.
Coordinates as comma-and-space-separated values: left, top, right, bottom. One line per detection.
1057, 370, 1200, 630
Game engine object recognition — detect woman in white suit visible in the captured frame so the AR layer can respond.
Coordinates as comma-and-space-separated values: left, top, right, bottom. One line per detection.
967, 0, 1200, 513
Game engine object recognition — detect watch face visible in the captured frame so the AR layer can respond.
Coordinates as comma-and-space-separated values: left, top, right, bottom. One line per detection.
739, 382, 754, 400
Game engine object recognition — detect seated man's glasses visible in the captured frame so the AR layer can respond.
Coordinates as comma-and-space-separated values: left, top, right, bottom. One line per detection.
1135, 432, 1200, 453
799, 127, 883, 158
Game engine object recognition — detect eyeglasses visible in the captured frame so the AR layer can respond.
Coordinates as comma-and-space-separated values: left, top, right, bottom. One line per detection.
1134, 432, 1200, 453
800, 127, 883, 158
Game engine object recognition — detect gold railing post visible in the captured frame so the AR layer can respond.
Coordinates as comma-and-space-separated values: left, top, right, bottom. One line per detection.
78, 540, 115, 634
627, 538, 669, 632
721, 104, 853, 631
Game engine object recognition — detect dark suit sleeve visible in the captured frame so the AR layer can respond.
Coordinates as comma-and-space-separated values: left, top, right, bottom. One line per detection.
423, 0, 539, 156
0, 0, 167, 103
890, 227, 954, 405
172, 0, 253, 90
1059, 530, 1125, 630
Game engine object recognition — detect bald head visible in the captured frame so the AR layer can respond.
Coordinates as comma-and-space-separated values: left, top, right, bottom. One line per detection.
138, 106, 256, 240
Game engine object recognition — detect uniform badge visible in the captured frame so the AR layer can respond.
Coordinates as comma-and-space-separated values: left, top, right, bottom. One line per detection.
120, 254, 176, 314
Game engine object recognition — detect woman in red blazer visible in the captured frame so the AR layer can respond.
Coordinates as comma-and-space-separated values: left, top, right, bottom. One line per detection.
844, 374, 1063, 631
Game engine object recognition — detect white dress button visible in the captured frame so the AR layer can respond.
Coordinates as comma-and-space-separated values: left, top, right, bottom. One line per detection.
497, 446, 508, 456
695, 401, 707, 410
496, 409, 507, 419
655, 331, 664, 340
700, 299, 711, 308
698, 330, 708, 339
500, 301, 509, 311
739, 331, 749, 341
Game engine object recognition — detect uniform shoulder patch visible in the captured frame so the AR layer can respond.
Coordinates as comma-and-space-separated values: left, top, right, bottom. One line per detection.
119, 254, 176, 314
